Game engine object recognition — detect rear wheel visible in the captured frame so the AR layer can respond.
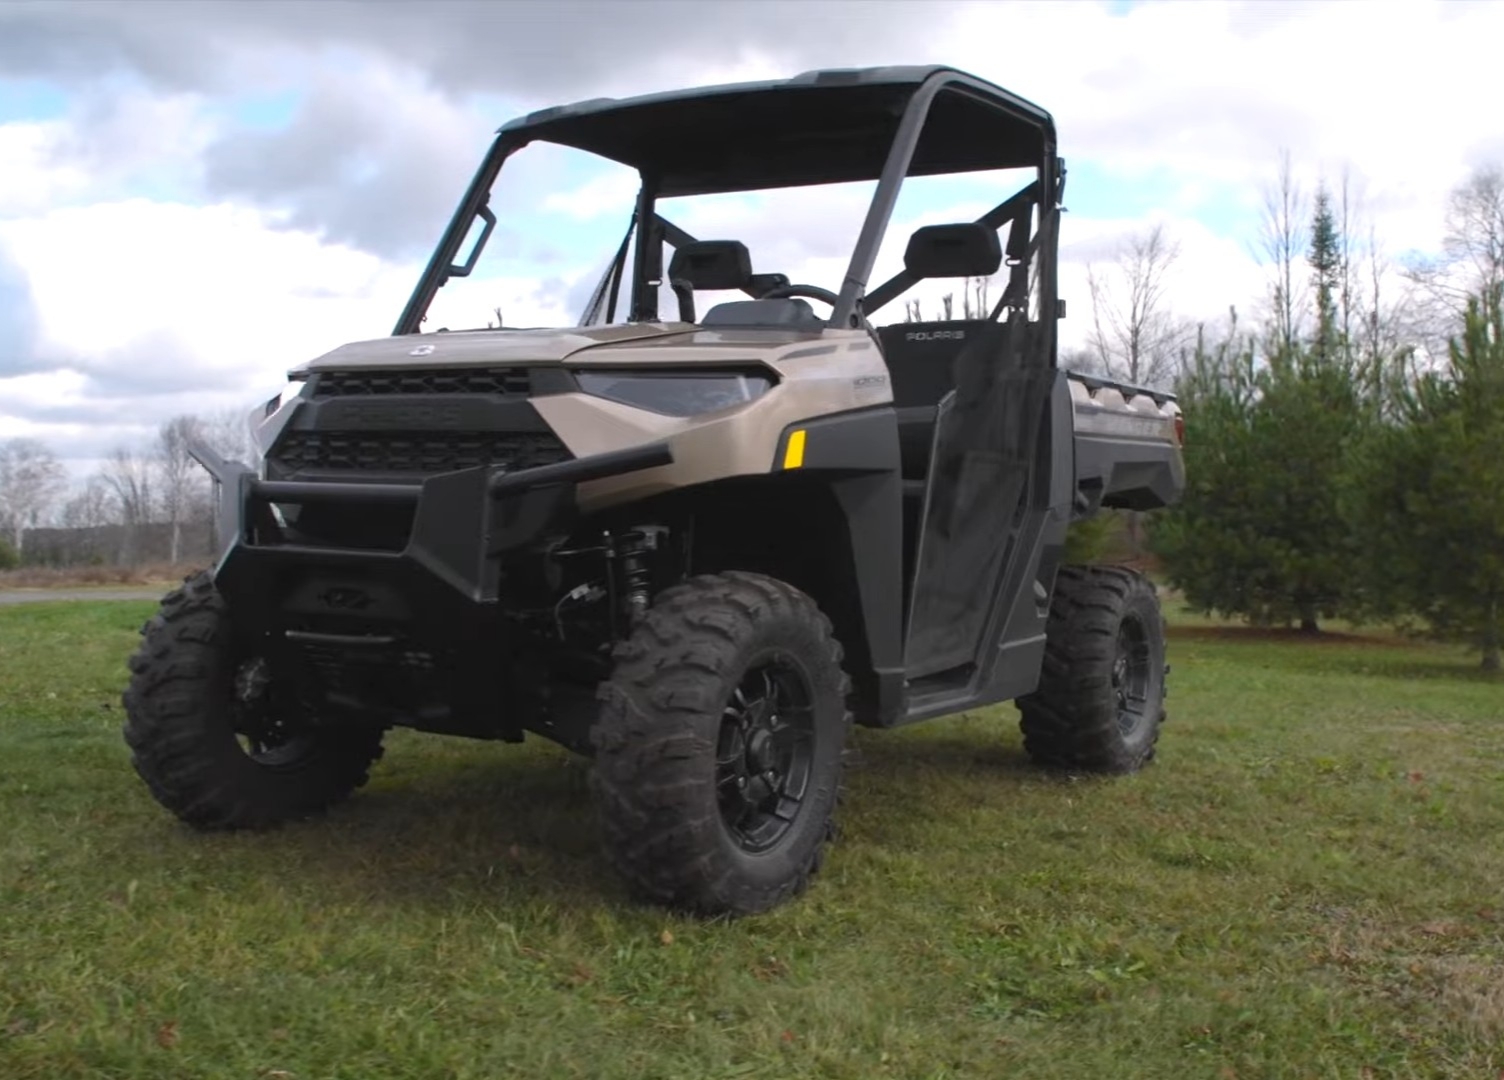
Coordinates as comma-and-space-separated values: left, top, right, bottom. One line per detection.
1016, 564, 1167, 773
122, 570, 386, 829
589, 571, 851, 916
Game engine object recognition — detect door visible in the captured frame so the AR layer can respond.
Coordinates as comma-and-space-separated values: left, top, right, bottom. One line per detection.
902, 313, 1056, 680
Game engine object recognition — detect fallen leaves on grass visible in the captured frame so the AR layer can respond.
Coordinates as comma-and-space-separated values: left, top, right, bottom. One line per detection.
752, 954, 790, 981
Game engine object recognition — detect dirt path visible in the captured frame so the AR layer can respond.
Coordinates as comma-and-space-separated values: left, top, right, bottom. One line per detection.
0, 587, 166, 606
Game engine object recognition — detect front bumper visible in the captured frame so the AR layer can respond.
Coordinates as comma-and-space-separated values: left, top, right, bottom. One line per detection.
192, 438, 674, 631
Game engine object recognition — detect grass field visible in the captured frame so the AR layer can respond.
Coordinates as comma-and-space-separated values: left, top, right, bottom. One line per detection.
2, 596, 1502, 1079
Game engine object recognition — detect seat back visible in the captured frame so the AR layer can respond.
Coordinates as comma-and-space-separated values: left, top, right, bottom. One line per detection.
876, 319, 1004, 480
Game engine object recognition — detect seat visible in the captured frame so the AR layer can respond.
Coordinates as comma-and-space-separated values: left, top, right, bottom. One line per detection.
666, 240, 752, 322
875, 319, 1004, 484
875, 318, 1009, 590
701, 298, 826, 331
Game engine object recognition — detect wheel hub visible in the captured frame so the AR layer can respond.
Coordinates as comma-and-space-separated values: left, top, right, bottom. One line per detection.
230, 656, 312, 765
1113, 616, 1152, 737
747, 728, 776, 772
715, 655, 816, 854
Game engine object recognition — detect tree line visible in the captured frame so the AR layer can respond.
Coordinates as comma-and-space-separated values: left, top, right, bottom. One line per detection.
1143, 157, 1504, 670
5, 154, 1502, 669
0, 407, 257, 571
898, 153, 1503, 670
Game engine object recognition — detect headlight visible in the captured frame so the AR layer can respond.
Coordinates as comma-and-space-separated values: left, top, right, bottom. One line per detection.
574, 369, 774, 417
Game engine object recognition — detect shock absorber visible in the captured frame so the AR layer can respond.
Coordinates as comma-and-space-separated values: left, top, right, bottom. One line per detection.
615, 526, 667, 623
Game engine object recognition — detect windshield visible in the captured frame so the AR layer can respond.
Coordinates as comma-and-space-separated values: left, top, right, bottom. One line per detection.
415, 139, 1038, 334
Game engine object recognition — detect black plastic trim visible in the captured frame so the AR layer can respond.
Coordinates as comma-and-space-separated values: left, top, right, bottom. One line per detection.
1065, 368, 1179, 405
1074, 433, 1186, 511
768, 407, 907, 726
283, 395, 554, 436
771, 405, 902, 473
490, 442, 673, 497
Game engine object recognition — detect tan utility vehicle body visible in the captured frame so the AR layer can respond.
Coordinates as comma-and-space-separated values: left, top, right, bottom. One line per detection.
124, 66, 1185, 916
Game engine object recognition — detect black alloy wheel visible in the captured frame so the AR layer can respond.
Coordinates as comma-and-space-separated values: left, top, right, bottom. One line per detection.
1015, 564, 1168, 774
590, 570, 852, 916
1111, 615, 1154, 740
715, 655, 817, 854
122, 569, 386, 830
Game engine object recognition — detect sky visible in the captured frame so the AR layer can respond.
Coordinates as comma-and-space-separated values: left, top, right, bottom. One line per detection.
2, 0, 1502, 482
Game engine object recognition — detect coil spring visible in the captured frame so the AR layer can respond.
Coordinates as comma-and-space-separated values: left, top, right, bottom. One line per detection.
620, 543, 652, 621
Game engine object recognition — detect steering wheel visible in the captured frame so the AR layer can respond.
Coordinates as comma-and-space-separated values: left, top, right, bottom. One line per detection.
759, 283, 839, 306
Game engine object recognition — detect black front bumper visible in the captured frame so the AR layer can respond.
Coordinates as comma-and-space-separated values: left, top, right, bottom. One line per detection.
194, 439, 673, 635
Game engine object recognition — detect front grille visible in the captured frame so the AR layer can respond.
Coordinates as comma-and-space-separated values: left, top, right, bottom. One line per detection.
311, 367, 533, 397
271, 430, 571, 477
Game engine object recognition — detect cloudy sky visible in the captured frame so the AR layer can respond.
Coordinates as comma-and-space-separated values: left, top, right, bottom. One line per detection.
2, 0, 1502, 480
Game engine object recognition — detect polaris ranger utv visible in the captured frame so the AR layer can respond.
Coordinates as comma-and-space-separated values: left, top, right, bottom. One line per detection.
122, 65, 1185, 916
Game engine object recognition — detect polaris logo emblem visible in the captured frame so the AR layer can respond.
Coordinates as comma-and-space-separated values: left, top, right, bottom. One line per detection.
905, 329, 966, 341
409, 344, 436, 356
318, 587, 372, 611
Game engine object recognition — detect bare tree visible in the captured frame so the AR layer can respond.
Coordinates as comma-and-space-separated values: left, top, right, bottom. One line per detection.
156, 415, 208, 564
1404, 161, 1504, 353
1339, 165, 1356, 365
99, 445, 154, 566
199, 405, 259, 467
1254, 147, 1310, 356
1058, 345, 1106, 376
59, 475, 113, 531
963, 275, 992, 319
188, 404, 265, 556
1084, 223, 1190, 388
1441, 162, 1504, 297
0, 438, 68, 555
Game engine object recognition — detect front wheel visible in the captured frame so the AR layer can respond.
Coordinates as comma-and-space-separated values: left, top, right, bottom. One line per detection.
121, 570, 386, 830
1016, 564, 1167, 774
589, 571, 851, 916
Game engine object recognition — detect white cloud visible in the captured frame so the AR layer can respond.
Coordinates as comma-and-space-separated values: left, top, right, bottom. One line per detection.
541, 170, 642, 221
2, 0, 1502, 467
0, 121, 92, 214
4, 199, 407, 380
0, 86, 213, 217
424, 271, 583, 331
932, 0, 1500, 253
0, 197, 424, 479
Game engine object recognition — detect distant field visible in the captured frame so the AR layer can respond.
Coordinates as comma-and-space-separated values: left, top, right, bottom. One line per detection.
1, 595, 1501, 1079
0, 563, 200, 592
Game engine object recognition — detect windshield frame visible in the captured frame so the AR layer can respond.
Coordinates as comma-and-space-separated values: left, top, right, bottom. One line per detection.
392, 69, 1058, 337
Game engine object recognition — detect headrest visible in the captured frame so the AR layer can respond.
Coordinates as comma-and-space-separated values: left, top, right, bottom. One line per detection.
667, 240, 753, 291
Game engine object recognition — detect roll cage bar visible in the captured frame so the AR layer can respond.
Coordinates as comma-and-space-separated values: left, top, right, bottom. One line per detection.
393, 66, 1062, 339
576, 171, 1044, 328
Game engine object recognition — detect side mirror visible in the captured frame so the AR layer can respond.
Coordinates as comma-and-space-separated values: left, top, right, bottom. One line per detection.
903, 223, 1002, 279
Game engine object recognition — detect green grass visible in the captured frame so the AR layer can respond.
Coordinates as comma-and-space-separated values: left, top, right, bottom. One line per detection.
2, 597, 1502, 1079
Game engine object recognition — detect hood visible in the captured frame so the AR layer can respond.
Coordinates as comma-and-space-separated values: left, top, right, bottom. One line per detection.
295, 323, 695, 373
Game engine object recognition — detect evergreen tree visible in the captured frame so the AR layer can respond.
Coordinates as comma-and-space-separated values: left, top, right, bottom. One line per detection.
1150, 311, 1372, 632
1308, 183, 1344, 364
1347, 284, 1504, 670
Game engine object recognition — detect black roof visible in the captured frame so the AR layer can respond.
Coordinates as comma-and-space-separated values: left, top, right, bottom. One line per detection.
497, 65, 1054, 197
